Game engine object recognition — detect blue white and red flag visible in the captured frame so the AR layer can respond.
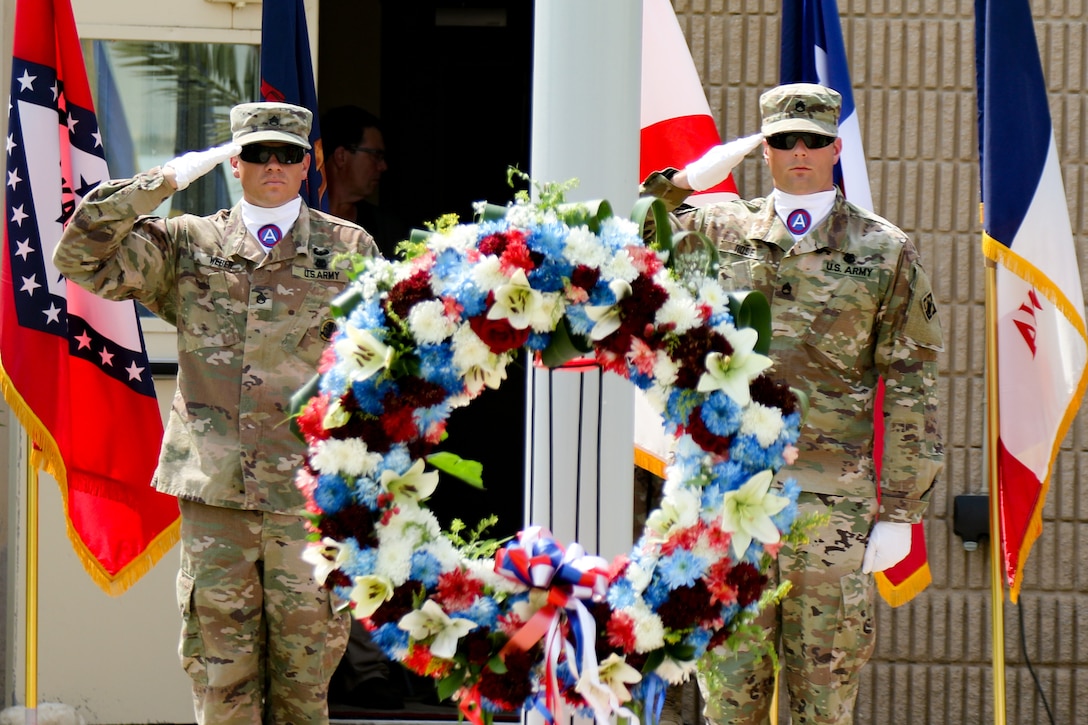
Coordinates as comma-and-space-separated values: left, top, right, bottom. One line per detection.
260, 0, 327, 210
976, 0, 1088, 601
780, 0, 873, 212
2, 0, 178, 594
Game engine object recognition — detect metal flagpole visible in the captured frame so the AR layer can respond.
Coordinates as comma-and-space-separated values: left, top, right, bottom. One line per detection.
18, 428, 39, 725
983, 257, 1007, 725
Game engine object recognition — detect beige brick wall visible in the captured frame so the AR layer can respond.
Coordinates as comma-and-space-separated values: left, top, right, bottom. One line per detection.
672, 1, 1088, 723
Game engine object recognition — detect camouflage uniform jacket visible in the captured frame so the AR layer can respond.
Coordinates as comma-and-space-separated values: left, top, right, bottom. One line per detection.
53, 169, 379, 515
646, 175, 943, 523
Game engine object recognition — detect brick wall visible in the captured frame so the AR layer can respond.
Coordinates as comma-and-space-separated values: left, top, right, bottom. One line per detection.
671, 1, 1088, 723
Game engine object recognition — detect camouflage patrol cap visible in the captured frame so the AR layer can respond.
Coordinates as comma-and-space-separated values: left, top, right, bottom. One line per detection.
760, 83, 841, 138
230, 102, 312, 149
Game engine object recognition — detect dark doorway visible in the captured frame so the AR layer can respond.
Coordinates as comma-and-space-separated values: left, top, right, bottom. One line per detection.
318, 0, 533, 552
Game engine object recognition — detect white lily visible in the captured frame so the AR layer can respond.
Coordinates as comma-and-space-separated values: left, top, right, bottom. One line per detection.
349, 574, 395, 618
486, 268, 556, 330
596, 653, 642, 704
696, 326, 773, 405
301, 538, 352, 586
397, 600, 478, 659
381, 459, 439, 504
584, 278, 632, 340
720, 469, 790, 559
334, 326, 395, 382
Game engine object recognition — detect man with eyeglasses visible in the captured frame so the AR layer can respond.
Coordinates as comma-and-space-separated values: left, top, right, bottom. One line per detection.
54, 101, 379, 725
321, 105, 406, 259
642, 83, 943, 724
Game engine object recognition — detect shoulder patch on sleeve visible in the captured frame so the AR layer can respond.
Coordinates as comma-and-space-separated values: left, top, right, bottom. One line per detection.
901, 264, 943, 351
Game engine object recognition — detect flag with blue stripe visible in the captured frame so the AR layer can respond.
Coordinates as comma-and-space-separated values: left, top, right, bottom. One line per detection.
260, 0, 327, 211
977, 0, 1088, 602
780, 0, 872, 211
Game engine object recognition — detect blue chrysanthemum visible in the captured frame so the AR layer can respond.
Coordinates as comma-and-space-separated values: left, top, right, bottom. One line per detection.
666, 388, 701, 429
644, 576, 672, 609
659, 549, 707, 589
352, 476, 382, 509
409, 549, 443, 588
314, 473, 352, 514
371, 622, 410, 658
341, 543, 378, 578
606, 579, 638, 609
459, 596, 500, 629
700, 390, 744, 437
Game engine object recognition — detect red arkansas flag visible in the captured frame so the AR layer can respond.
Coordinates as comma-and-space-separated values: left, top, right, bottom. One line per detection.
2, 0, 178, 595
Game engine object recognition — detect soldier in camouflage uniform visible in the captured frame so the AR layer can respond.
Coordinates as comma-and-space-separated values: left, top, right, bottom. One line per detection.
643, 84, 943, 724
54, 102, 380, 725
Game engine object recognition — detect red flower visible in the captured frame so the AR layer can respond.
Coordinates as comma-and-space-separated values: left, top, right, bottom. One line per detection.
469, 314, 531, 354
387, 268, 435, 321
727, 561, 768, 608
404, 644, 453, 677
570, 264, 601, 292
436, 568, 485, 611
498, 234, 534, 275
605, 610, 637, 652
296, 394, 332, 443
381, 401, 419, 442
685, 411, 732, 457
477, 647, 535, 710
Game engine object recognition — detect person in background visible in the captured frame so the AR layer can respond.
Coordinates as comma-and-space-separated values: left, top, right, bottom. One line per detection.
322, 104, 407, 259
54, 101, 380, 725
642, 83, 943, 724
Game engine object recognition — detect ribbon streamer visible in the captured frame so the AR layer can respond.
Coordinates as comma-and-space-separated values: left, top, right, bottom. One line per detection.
494, 527, 610, 723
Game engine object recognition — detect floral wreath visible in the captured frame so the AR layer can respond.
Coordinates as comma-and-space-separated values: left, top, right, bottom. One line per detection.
293, 177, 805, 725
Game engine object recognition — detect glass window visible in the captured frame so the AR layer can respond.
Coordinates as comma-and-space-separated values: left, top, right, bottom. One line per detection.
82, 39, 259, 218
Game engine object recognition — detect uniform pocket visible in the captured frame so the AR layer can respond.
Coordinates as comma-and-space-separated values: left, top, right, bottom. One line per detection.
802, 277, 875, 373
178, 271, 243, 353
176, 569, 208, 686
280, 282, 344, 367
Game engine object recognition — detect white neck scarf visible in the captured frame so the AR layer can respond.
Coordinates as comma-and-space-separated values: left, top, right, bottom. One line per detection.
241, 198, 302, 252
772, 188, 837, 242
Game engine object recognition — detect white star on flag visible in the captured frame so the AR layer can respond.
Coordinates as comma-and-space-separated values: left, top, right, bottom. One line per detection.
16, 69, 35, 90
20, 274, 40, 295
75, 331, 92, 349
125, 361, 145, 381
7, 168, 21, 190
15, 239, 33, 260
10, 204, 28, 226
99, 348, 115, 366
43, 303, 61, 324
5, 134, 15, 153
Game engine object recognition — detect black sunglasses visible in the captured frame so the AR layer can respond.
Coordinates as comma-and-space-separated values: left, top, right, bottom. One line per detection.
766, 132, 836, 150
238, 143, 307, 165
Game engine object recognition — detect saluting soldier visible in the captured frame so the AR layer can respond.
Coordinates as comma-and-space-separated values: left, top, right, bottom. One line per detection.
643, 83, 944, 724
54, 101, 379, 725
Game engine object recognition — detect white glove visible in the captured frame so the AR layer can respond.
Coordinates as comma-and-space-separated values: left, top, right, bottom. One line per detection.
861, 521, 913, 574
164, 141, 242, 191
683, 132, 765, 191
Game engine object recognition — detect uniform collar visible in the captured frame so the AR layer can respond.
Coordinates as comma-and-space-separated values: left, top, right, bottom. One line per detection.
224, 201, 314, 265
753, 188, 850, 255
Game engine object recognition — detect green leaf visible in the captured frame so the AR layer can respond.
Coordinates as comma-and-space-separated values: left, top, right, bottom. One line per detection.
670, 230, 720, 283
330, 286, 362, 319
436, 667, 466, 701
486, 654, 508, 674
641, 648, 665, 674
726, 291, 773, 355
427, 451, 484, 488
630, 196, 675, 256
539, 317, 592, 368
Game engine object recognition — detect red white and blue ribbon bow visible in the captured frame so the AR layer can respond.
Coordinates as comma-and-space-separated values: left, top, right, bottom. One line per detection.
494, 526, 611, 723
